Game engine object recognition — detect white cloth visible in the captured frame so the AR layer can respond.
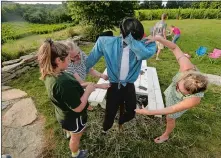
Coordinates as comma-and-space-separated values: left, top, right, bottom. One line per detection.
120, 46, 130, 80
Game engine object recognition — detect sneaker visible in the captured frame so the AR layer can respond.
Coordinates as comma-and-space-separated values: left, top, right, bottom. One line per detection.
72, 150, 88, 158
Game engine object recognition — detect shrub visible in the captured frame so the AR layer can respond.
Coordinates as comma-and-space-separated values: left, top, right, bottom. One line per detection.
134, 9, 221, 20
67, 28, 78, 38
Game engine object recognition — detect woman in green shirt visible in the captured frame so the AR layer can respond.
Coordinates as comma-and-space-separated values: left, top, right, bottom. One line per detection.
136, 35, 208, 144
38, 39, 95, 158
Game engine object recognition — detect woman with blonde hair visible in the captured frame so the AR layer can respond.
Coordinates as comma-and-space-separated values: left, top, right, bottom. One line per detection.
136, 35, 208, 143
38, 38, 95, 158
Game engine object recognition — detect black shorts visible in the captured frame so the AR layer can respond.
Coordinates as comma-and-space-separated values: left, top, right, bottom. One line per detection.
60, 115, 87, 134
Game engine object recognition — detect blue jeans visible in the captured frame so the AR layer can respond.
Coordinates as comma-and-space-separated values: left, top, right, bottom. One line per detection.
172, 34, 180, 43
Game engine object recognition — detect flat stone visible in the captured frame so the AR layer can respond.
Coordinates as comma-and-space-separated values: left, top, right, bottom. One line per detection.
2, 117, 44, 158
2, 89, 27, 101
2, 101, 12, 110
3, 98, 37, 127
20, 54, 37, 63
2, 59, 22, 67
2, 86, 12, 91
2, 61, 24, 73
2, 73, 17, 83
15, 66, 30, 76
1, 72, 11, 78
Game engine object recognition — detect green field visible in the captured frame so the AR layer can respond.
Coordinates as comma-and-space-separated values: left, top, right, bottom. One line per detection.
2, 22, 73, 43
1, 25, 83, 62
9, 19, 221, 157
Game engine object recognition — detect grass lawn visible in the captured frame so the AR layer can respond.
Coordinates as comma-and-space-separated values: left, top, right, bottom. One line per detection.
9, 19, 221, 158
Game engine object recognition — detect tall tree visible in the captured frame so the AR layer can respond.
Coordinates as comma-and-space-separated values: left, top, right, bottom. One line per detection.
67, 1, 136, 31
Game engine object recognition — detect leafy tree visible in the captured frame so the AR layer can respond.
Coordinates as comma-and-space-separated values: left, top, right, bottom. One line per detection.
139, 1, 163, 9
2, 2, 72, 24
67, 1, 136, 32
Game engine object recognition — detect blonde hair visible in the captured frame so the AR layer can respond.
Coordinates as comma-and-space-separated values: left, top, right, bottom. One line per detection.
65, 40, 80, 53
180, 70, 208, 94
38, 39, 69, 80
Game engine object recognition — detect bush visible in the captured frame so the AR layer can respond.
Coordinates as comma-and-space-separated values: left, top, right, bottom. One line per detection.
67, 28, 78, 38
134, 9, 221, 20
82, 25, 102, 42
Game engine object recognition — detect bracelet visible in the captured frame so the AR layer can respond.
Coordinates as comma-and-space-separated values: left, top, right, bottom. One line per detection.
177, 55, 187, 61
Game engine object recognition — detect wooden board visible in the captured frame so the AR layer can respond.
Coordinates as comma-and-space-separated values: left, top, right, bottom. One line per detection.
145, 67, 164, 117
88, 69, 109, 104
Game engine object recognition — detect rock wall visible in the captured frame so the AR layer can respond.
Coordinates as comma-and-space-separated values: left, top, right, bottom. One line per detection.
1, 36, 87, 85
2, 53, 38, 85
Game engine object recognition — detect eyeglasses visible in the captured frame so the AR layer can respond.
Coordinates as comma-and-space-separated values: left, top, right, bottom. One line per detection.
71, 52, 80, 62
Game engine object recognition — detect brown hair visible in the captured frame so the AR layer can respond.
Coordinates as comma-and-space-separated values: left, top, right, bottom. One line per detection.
38, 38, 69, 80
180, 71, 208, 94
161, 13, 167, 20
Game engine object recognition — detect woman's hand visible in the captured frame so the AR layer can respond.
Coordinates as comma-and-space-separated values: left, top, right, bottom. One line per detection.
135, 106, 152, 115
85, 83, 95, 94
98, 83, 110, 89
145, 35, 162, 44
100, 74, 108, 80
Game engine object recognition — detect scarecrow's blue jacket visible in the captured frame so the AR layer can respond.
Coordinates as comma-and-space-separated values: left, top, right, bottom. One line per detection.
86, 34, 156, 87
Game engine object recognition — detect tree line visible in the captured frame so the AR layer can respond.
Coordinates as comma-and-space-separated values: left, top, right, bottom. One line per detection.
2, 1, 221, 24
139, 1, 221, 9
1, 2, 72, 24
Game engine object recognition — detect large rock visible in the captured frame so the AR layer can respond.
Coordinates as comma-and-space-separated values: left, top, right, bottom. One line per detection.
2, 117, 44, 158
3, 98, 37, 127
2, 89, 27, 101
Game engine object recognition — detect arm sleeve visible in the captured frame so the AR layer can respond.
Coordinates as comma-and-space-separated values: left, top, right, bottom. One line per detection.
124, 34, 157, 60
85, 38, 104, 72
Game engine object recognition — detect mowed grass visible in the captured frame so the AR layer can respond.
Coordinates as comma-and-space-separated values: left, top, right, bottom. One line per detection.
9, 19, 221, 158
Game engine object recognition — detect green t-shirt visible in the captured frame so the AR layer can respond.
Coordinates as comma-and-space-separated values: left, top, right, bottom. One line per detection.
44, 72, 88, 122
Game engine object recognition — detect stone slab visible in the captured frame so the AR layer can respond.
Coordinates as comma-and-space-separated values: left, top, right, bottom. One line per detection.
2, 59, 22, 67
3, 98, 38, 127
2, 89, 27, 102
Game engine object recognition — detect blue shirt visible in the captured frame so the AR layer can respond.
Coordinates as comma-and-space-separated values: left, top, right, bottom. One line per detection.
86, 34, 156, 87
